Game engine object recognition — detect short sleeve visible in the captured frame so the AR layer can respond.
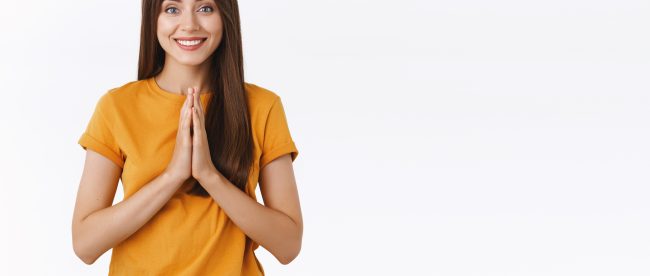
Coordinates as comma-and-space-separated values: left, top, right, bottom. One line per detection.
77, 92, 125, 168
259, 96, 299, 169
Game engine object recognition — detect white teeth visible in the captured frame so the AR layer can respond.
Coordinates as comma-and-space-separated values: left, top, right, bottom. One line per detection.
176, 39, 203, 46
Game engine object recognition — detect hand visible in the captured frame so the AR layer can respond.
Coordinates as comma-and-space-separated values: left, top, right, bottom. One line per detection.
164, 87, 194, 183
190, 87, 219, 183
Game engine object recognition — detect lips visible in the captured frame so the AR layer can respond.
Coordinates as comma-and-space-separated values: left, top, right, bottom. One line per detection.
174, 37, 207, 51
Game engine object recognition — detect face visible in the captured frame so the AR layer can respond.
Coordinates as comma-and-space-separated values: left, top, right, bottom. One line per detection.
157, 0, 223, 66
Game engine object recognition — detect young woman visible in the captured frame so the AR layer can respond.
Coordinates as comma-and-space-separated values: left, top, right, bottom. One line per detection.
71, 0, 303, 274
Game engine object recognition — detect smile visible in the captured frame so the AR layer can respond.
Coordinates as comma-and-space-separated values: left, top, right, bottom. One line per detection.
174, 37, 207, 51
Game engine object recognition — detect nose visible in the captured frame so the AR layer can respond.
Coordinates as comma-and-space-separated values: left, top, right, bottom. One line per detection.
180, 11, 200, 32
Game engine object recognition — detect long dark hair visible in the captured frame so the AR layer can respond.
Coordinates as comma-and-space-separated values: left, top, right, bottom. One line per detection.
137, 0, 254, 196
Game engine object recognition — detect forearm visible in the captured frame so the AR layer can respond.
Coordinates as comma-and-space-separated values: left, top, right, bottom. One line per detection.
201, 172, 302, 264
73, 172, 183, 264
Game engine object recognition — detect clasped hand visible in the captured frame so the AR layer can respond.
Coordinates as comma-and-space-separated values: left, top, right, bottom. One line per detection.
165, 87, 218, 185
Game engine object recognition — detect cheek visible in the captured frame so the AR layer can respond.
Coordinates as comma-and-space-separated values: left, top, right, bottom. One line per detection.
156, 19, 175, 44
201, 17, 223, 37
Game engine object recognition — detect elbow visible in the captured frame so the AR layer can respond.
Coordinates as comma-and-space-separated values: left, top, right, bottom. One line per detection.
279, 259, 292, 265
278, 240, 302, 265
79, 256, 97, 266
280, 256, 297, 265
72, 221, 98, 265
279, 251, 299, 265
72, 231, 98, 265
73, 241, 98, 265
275, 217, 303, 265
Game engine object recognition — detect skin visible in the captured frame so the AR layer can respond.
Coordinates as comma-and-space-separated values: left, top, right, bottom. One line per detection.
72, 0, 303, 266
154, 0, 222, 95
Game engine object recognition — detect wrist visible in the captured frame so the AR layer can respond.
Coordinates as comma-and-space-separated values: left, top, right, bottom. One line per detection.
163, 170, 186, 186
196, 167, 224, 189
195, 166, 216, 183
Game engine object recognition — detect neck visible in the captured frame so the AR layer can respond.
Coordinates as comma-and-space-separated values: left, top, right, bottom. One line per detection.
155, 56, 212, 95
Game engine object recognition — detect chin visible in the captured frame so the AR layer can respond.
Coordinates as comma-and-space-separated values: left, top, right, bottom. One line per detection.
173, 56, 211, 66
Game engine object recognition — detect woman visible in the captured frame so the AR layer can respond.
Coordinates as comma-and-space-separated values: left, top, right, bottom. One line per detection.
71, 0, 303, 274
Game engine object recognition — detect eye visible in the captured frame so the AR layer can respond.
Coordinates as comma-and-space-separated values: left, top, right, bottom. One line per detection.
164, 7, 179, 14
198, 6, 214, 13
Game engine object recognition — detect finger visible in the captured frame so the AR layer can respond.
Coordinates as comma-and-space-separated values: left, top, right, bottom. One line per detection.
194, 86, 205, 127
193, 87, 200, 114
192, 106, 199, 133
191, 106, 200, 143
189, 88, 196, 135
184, 88, 194, 135
192, 87, 203, 128
198, 100, 205, 129
196, 86, 205, 114
178, 90, 191, 134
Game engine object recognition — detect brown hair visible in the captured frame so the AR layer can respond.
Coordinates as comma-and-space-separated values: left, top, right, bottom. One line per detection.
137, 0, 254, 196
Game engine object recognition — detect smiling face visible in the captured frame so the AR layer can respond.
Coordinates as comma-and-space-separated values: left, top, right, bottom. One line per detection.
157, 0, 223, 66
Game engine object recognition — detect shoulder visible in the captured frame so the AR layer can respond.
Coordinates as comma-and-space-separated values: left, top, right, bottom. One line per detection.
105, 79, 146, 100
95, 79, 146, 110
244, 82, 283, 112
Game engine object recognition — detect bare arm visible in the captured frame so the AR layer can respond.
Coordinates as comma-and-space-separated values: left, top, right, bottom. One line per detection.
198, 154, 303, 265
71, 150, 184, 265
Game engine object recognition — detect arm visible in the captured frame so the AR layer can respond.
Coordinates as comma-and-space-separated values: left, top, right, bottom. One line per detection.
198, 154, 303, 265
71, 150, 185, 265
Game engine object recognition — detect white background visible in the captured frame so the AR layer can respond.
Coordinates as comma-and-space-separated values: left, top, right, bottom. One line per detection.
1, 0, 649, 275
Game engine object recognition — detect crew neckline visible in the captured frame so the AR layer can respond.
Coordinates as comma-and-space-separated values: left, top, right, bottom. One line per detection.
147, 77, 212, 101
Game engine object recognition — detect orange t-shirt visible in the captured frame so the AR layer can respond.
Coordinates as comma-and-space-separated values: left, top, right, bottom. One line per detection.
78, 77, 299, 275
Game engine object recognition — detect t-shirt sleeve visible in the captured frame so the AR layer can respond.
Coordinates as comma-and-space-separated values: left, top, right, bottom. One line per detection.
77, 92, 125, 168
259, 96, 299, 169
